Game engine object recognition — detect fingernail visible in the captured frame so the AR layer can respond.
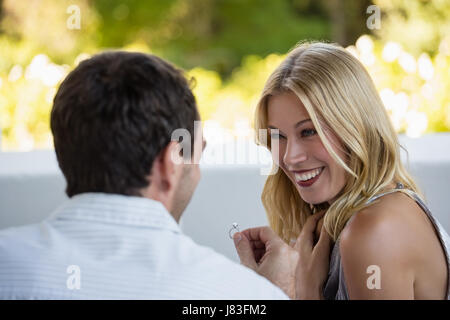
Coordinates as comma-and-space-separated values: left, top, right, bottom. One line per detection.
233, 232, 242, 244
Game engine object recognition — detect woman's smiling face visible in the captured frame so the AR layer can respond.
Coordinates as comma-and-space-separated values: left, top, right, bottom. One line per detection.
267, 90, 348, 205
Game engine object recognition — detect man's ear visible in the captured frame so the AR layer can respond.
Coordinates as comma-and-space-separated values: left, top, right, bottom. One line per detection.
157, 141, 184, 191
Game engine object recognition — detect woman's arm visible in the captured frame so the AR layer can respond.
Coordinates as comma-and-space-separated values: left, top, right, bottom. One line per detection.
339, 205, 416, 299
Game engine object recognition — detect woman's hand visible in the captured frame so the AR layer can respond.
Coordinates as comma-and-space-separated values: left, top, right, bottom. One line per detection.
233, 210, 332, 300
293, 210, 332, 299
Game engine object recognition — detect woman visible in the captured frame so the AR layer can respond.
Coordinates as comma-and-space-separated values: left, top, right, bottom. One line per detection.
234, 42, 450, 299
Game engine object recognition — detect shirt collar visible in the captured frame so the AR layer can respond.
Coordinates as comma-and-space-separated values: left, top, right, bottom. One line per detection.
47, 193, 181, 234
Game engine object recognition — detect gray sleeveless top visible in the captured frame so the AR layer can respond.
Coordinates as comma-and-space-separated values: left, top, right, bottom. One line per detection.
323, 182, 450, 300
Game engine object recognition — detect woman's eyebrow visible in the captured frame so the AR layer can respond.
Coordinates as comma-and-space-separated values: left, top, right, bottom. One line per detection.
294, 118, 312, 128
267, 119, 312, 131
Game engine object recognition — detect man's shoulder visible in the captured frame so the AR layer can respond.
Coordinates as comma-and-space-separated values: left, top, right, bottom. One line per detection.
0, 223, 41, 250
0, 223, 51, 269
0, 222, 68, 299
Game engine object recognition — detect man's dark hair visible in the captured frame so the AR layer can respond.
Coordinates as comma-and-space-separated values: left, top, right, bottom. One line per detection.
51, 51, 200, 197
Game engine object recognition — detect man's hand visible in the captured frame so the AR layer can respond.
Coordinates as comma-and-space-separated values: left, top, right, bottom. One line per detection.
233, 210, 332, 300
233, 226, 298, 299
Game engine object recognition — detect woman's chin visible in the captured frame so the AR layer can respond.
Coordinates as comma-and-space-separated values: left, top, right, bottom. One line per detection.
298, 191, 330, 206
308, 200, 326, 206
300, 195, 324, 205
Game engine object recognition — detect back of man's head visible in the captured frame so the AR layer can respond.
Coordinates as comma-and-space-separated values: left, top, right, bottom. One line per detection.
51, 51, 199, 197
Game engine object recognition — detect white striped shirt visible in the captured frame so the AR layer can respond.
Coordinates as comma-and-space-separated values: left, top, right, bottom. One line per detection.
0, 193, 288, 300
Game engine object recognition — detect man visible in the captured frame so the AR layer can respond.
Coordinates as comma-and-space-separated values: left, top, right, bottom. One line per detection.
0, 51, 328, 299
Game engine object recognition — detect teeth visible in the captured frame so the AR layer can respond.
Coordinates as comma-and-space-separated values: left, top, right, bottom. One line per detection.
294, 167, 323, 182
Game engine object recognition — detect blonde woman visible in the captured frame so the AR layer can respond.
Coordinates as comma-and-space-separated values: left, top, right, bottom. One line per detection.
233, 42, 450, 299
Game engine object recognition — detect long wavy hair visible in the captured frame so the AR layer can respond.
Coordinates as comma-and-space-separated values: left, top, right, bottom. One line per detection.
255, 42, 423, 243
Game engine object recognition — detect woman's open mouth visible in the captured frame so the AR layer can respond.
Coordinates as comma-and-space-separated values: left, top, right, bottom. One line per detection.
294, 167, 325, 188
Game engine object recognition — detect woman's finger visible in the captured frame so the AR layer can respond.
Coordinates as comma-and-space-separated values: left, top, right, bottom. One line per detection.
313, 226, 332, 259
304, 211, 326, 234
294, 211, 326, 252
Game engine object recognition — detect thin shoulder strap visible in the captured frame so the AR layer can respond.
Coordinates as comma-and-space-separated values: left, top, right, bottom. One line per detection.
365, 182, 417, 205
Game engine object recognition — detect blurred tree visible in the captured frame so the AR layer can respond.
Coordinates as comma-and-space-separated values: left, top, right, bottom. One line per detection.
0, 0, 385, 76
0, 0, 3, 27
319, 0, 374, 46
2, 0, 447, 74
1, 0, 449, 151
0, 0, 99, 67
374, 0, 450, 56
92, 0, 332, 76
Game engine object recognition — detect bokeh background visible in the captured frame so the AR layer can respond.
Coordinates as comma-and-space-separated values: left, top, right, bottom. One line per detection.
0, 0, 449, 151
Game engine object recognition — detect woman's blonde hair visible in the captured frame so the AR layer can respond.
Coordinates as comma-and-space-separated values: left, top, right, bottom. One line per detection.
255, 41, 423, 242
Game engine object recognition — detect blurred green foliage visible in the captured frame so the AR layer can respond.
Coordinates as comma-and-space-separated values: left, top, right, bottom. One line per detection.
0, 0, 449, 150
92, 0, 332, 76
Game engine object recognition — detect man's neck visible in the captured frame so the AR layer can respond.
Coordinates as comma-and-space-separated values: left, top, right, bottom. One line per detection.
140, 189, 180, 223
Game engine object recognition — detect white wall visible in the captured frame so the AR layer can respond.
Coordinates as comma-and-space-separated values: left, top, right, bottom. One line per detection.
1, 134, 450, 263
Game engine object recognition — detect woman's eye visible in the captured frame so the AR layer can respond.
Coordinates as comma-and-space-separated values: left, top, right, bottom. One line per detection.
301, 129, 317, 137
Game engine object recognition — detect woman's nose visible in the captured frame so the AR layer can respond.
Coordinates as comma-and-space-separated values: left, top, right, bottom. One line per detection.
283, 138, 307, 169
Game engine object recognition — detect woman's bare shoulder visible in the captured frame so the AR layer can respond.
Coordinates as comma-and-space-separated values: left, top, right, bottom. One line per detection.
339, 191, 423, 263
338, 190, 447, 299
337, 192, 423, 298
